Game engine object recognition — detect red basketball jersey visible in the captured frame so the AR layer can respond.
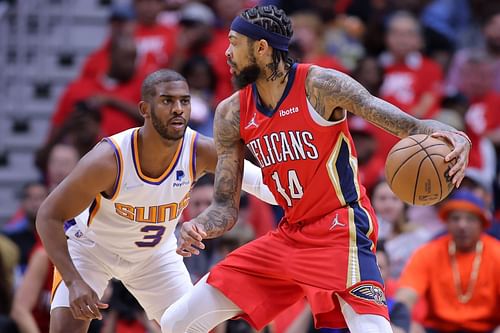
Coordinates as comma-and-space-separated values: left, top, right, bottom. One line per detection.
239, 63, 369, 224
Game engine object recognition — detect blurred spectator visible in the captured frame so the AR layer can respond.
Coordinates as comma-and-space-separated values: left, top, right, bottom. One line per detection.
376, 244, 410, 333
371, 180, 433, 278
133, 0, 177, 73
0, 235, 19, 333
375, 11, 443, 159
10, 241, 52, 333
51, 36, 143, 136
41, 143, 80, 192
0, 234, 19, 311
79, 4, 136, 80
40, 101, 102, 167
2, 182, 48, 273
446, 7, 500, 94
380, 11, 443, 119
434, 93, 468, 131
201, 0, 248, 104
419, 0, 471, 67
460, 169, 500, 240
273, 0, 337, 23
170, 2, 234, 105
289, 11, 346, 72
322, 14, 366, 72
396, 190, 500, 333
180, 55, 217, 137
212, 0, 248, 29
352, 56, 384, 96
170, 2, 216, 68
458, 52, 499, 190
101, 280, 160, 333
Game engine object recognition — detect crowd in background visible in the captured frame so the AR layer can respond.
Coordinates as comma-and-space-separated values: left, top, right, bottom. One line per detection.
0, 0, 499, 332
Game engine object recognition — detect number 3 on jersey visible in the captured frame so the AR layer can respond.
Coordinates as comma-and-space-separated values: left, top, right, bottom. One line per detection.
271, 170, 304, 207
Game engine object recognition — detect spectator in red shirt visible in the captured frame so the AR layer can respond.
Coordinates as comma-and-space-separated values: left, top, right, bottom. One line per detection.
79, 4, 136, 81
446, 8, 500, 94
170, 2, 237, 106
81, 0, 178, 81
51, 36, 143, 136
376, 11, 444, 159
133, 0, 177, 74
459, 51, 500, 190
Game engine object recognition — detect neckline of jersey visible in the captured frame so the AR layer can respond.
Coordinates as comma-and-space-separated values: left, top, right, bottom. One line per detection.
251, 62, 298, 118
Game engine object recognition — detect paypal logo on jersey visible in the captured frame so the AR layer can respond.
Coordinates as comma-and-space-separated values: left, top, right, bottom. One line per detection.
173, 170, 190, 187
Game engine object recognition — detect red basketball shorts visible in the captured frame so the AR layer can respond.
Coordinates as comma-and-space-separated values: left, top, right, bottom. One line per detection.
207, 198, 389, 330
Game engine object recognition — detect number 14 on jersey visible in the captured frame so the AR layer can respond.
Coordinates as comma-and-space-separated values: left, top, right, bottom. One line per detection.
271, 170, 304, 207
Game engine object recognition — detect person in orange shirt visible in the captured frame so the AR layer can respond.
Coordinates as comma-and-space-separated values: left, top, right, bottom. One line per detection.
395, 190, 500, 333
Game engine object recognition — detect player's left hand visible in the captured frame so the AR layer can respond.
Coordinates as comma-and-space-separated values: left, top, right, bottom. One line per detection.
177, 221, 207, 257
431, 131, 471, 188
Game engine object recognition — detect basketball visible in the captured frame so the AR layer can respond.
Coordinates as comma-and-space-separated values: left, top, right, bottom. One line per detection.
385, 134, 455, 206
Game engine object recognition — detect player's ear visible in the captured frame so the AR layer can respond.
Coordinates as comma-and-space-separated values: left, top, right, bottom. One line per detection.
256, 39, 270, 56
138, 100, 150, 119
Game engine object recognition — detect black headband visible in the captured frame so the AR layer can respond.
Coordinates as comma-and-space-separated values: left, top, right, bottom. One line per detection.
230, 16, 290, 51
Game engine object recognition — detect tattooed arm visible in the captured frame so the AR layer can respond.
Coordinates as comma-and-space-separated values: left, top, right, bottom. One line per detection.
177, 93, 244, 257
305, 65, 471, 186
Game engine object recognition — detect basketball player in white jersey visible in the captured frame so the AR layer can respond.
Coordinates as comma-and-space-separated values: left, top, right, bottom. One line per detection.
36, 69, 276, 333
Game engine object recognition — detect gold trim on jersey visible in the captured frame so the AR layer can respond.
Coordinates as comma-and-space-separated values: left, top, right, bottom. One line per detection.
132, 128, 183, 183
326, 134, 348, 206
188, 132, 197, 182
347, 206, 360, 287
87, 195, 101, 226
107, 136, 124, 201
51, 267, 63, 302
344, 136, 375, 250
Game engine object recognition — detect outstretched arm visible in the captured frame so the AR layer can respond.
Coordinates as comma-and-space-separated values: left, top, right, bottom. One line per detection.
305, 65, 471, 186
177, 94, 244, 257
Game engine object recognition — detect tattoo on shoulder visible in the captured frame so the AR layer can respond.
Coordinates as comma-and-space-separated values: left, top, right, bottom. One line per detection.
214, 95, 241, 148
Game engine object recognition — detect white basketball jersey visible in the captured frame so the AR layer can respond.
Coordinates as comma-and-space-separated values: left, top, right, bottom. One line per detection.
72, 127, 198, 262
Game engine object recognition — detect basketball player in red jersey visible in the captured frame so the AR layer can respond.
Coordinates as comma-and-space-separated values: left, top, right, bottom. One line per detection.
161, 5, 471, 333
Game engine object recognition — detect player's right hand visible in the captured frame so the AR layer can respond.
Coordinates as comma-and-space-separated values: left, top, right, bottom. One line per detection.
68, 279, 108, 320
177, 221, 207, 257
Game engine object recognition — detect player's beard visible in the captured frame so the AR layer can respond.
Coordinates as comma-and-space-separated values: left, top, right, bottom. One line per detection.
232, 54, 261, 89
150, 106, 186, 141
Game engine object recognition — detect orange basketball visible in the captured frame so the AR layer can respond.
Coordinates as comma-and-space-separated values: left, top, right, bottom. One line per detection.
385, 134, 455, 206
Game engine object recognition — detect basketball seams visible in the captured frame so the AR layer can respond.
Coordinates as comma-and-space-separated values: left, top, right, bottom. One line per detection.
413, 140, 446, 202
388, 135, 429, 155
388, 135, 447, 186
412, 153, 430, 205
388, 149, 426, 187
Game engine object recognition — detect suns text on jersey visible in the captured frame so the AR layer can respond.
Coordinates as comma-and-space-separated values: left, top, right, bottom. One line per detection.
114, 195, 190, 223
247, 130, 319, 167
